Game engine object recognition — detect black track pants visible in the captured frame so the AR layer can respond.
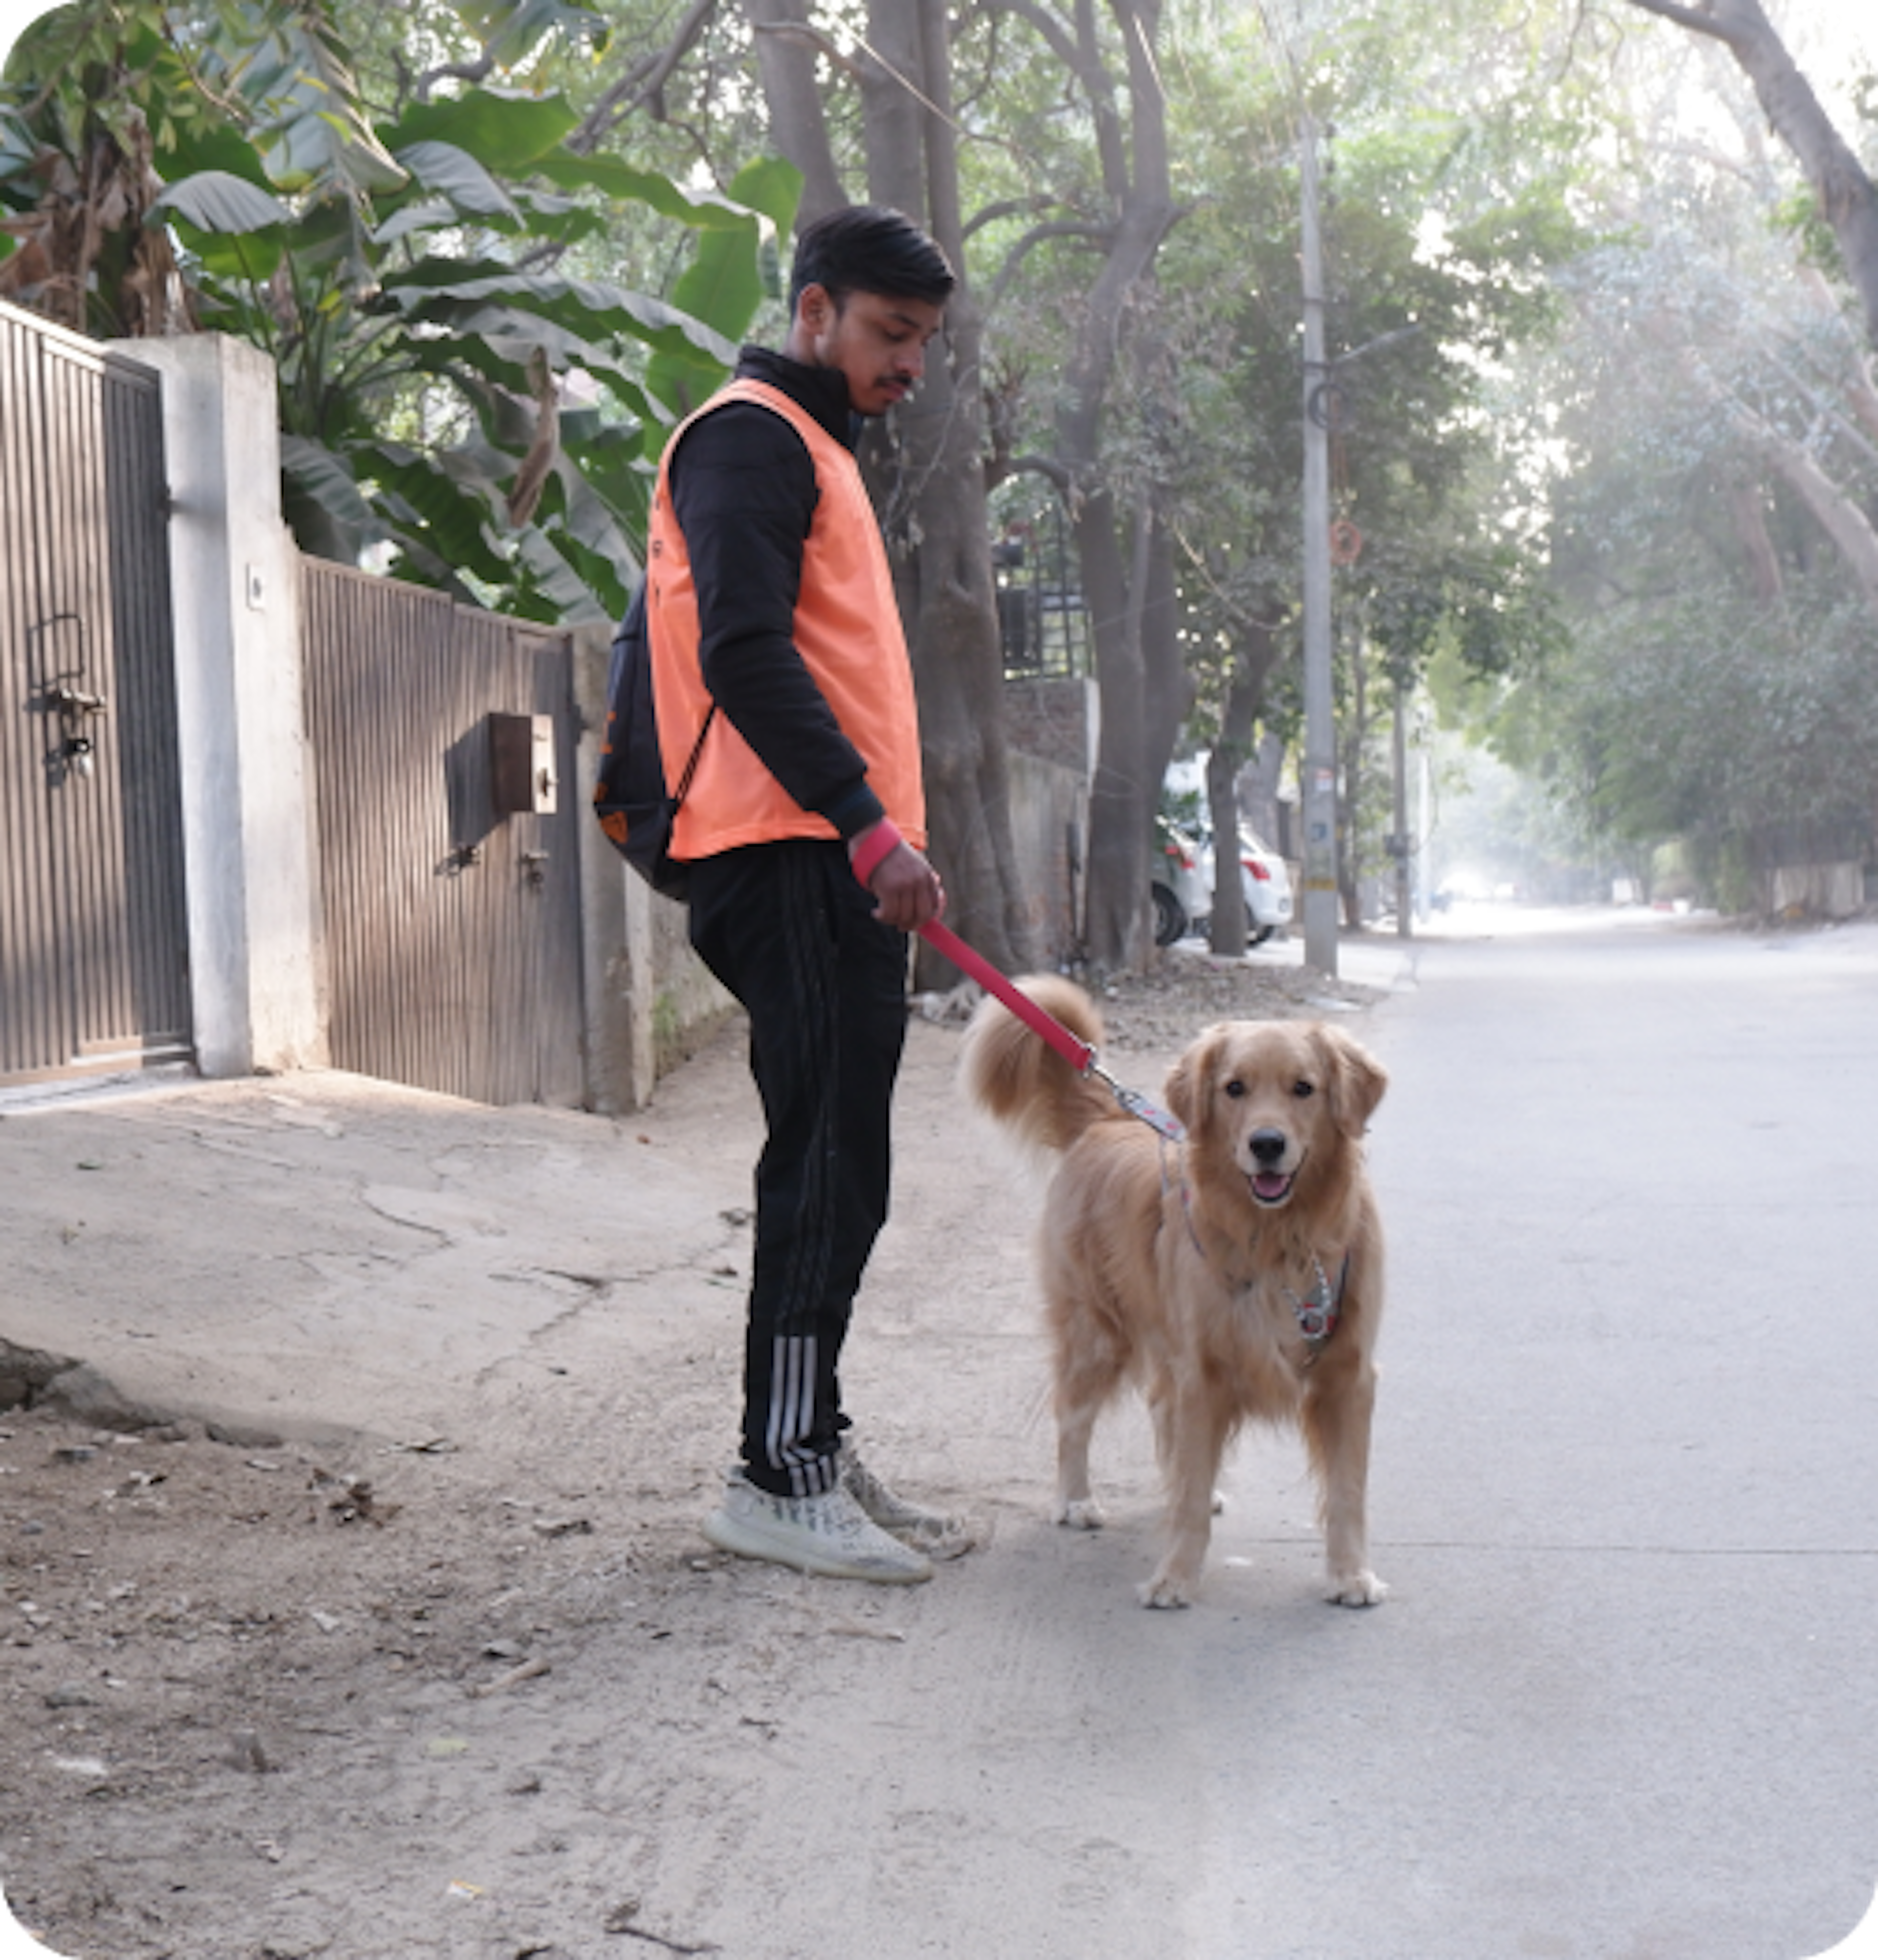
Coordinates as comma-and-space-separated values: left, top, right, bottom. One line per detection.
687, 840, 910, 1498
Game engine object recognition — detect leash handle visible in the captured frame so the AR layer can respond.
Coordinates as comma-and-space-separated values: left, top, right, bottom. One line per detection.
917, 920, 1095, 1073
849, 816, 903, 888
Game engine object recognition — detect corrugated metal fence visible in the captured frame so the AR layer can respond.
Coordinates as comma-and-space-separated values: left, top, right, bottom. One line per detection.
300, 562, 586, 1106
0, 301, 192, 1088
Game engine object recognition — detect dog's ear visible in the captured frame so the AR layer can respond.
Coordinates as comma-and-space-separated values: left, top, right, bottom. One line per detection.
1314, 1024, 1387, 1138
1165, 1025, 1229, 1136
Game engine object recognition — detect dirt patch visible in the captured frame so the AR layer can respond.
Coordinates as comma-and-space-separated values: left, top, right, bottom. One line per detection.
1077, 944, 1384, 1052
0, 1408, 681, 1957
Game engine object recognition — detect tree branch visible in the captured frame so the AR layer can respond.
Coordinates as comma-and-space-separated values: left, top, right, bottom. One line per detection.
985, 219, 1115, 315
999, 452, 1072, 493
963, 195, 1056, 243
985, 0, 1080, 76
749, 17, 869, 83
1620, 0, 1748, 50
568, 0, 720, 153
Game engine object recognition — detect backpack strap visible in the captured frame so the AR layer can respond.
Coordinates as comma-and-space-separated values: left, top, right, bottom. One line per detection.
672, 701, 716, 810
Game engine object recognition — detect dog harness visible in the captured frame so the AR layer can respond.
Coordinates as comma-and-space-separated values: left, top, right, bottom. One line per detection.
1163, 1140, 1348, 1361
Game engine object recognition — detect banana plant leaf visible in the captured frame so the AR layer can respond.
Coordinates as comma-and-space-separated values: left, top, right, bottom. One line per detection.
280, 434, 383, 563
646, 157, 801, 414
354, 438, 515, 585
392, 140, 520, 223
148, 169, 292, 278
382, 265, 739, 368
237, 9, 405, 197
378, 88, 580, 177
440, 0, 609, 71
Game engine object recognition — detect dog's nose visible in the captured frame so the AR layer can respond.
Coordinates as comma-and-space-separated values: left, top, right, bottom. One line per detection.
1249, 1128, 1288, 1166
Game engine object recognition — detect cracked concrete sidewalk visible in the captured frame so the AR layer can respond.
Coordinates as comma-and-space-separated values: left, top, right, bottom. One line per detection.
0, 935, 1409, 1453
0, 1065, 750, 1448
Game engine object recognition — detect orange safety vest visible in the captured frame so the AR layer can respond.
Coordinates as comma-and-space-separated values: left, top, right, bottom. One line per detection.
646, 378, 927, 861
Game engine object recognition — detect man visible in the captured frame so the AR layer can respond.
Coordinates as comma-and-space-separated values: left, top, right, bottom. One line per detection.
645, 205, 966, 1584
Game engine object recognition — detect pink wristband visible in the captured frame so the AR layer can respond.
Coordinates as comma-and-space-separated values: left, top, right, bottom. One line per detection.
850, 819, 902, 888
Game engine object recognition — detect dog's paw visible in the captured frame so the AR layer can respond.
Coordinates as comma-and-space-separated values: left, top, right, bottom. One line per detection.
1325, 1570, 1388, 1608
1136, 1570, 1197, 1610
1054, 1497, 1105, 1531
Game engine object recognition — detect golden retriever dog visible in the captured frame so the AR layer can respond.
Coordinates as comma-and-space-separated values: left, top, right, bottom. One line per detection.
961, 975, 1388, 1609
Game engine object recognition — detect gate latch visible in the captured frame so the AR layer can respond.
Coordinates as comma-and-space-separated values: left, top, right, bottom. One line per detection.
46, 683, 108, 717
45, 683, 108, 781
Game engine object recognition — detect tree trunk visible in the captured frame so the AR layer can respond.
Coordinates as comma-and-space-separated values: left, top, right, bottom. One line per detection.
1747, 418, 1878, 615
863, 0, 1035, 978
1725, 476, 1784, 602
1044, 0, 1178, 970
1338, 627, 1367, 929
1204, 680, 1253, 955
1650, 316, 1878, 621
1077, 484, 1153, 971
739, 0, 849, 224
1688, 354, 1878, 614
1244, 729, 1288, 855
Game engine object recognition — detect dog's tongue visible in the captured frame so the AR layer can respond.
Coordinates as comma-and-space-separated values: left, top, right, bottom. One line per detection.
1253, 1170, 1291, 1201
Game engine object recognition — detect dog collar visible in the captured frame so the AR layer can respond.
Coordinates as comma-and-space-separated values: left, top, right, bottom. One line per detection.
1162, 1142, 1348, 1359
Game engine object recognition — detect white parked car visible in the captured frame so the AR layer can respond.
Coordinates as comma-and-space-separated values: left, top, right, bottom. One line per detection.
1152, 816, 1207, 946
1198, 827, 1294, 946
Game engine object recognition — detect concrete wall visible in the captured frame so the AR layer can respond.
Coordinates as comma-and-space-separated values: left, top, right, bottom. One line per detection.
1006, 751, 1090, 959
1002, 676, 1096, 961
1763, 861, 1864, 920
1005, 675, 1097, 779
114, 333, 322, 1078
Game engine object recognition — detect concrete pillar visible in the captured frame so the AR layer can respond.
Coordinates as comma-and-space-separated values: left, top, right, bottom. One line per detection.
573, 622, 655, 1111
113, 333, 322, 1077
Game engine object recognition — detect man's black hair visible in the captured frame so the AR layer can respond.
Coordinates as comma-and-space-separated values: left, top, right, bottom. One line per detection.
788, 205, 955, 312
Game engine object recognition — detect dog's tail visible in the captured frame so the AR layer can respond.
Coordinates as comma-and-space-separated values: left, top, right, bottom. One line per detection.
960, 974, 1117, 1155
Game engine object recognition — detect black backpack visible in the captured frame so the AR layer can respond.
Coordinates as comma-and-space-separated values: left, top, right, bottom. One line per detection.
592, 585, 715, 901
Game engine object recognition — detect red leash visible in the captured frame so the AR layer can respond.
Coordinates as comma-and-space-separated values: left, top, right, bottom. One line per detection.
919, 919, 1186, 1144
852, 820, 1184, 1140
918, 919, 1090, 1068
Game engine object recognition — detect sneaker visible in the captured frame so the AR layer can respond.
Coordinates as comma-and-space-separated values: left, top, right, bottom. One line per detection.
842, 1448, 979, 1561
702, 1470, 933, 1584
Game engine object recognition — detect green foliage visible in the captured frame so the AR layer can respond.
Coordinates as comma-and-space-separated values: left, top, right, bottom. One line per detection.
0, 0, 799, 622
1484, 43, 1878, 901
1770, 186, 1846, 288
1136, 56, 1585, 771
1492, 585, 1878, 893
441, 0, 610, 72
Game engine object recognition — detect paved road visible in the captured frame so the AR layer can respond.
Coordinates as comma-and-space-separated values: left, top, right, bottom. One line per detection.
1178, 910, 1878, 1959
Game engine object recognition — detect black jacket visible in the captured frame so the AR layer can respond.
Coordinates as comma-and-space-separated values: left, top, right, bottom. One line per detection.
666, 346, 885, 841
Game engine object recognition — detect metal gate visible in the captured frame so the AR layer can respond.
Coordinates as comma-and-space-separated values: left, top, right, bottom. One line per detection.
0, 301, 192, 1089
300, 561, 585, 1107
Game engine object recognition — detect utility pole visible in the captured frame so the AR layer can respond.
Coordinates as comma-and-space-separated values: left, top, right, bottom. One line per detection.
1299, 116, 1338, 976
1391, 672, 1412, 939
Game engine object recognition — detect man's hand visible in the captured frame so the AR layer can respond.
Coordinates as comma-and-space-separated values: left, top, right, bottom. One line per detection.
849, 820, 945, 932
